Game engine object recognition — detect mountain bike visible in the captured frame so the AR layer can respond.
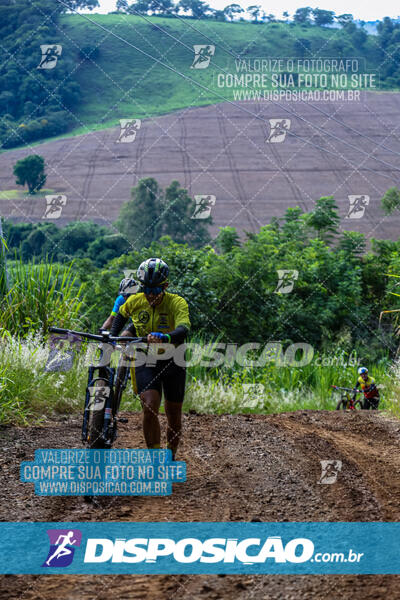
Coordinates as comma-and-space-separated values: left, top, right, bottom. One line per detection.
331, 385, 363, 411
49, 327, 146, 449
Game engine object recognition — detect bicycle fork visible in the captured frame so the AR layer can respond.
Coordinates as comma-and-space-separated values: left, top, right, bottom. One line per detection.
82, 365, 115, 445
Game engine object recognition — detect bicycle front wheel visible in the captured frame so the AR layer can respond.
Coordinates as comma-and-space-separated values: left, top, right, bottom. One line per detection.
113, 364, 129, 416
87, 377, 108, 449
336, 398, 348, 410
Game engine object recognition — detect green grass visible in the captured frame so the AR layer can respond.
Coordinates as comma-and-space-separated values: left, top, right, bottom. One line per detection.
0, 257, 86, 336
0, 329, 395, 425
0, 189, 54, 198
55, 15, 384, 134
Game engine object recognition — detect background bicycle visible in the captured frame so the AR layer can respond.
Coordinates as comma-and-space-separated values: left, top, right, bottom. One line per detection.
331, 386, 363, 411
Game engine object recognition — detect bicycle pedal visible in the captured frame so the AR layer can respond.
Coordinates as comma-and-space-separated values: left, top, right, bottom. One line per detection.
119, 418, 128, 423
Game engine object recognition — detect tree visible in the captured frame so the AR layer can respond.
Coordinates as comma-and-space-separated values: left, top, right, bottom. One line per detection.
351, 28, 368, 48
115, 177, 162, 249
293, 7, 312, 25
160, 180, 211, 247
178, 0, 211, 18
211, 9, 226, 21
215, 226, 241, 253
128, 0, 152, 14
381, 187, 400, 214
282, 11, 289, 22
338, 231, 366, 257
115, 178, 211, 249
294, 38, 311, 57
57, 221, 107, 257
149, 0, 174, 14
312, 8, 335, 27
336, 13, 353, 27
13, 154, 46, 194
223, 3, 244, 21
306, 196, 340, 242
61, 0, 99, 9
247, 5, 261, 22
116, 0, 129, 11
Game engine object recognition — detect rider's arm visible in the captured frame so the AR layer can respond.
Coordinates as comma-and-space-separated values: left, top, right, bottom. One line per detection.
111, 295, 125, 317
101, 314, 114, 330
110, 312, 128, 336
167, 325, 189, 344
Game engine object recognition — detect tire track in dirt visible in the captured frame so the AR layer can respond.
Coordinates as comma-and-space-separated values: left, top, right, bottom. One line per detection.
311, 126, 370, 226
267, 140, 309, 215
131, 119, 147, 188
257, 101, 308, 216
216, 105, 259, 233
79, 129, 109, 221
179, 113, 191, 194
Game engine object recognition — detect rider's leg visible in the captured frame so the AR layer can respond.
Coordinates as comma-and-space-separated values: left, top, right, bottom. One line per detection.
164, 400, 182, 460
163, 362, 186, 459
140, 389, 162, 449
370, 396, 379, 410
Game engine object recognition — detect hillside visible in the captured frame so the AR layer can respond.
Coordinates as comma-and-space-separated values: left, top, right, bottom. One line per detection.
24, 14, 391, 135
1, 94, 400, 240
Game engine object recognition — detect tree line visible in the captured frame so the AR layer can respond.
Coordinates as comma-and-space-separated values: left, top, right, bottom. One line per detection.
114, 1, 365, 28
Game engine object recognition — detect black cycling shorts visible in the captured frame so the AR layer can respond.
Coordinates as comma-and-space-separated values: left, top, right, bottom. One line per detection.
135, 359, 186, 403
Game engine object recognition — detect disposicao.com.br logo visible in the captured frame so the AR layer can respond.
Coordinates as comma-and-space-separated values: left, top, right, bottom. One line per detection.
83, 536, 361, 565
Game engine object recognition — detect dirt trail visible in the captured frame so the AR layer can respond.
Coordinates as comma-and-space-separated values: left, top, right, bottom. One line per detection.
1, 409, 399, 599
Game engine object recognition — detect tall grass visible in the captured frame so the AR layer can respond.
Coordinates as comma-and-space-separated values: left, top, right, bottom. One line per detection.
0, 331, 395, 425
0, 257, 86, 336
0, 332, 86, 425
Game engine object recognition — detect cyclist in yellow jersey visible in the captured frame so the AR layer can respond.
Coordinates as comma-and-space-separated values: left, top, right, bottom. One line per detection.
110, 258, 190, 459
354, 366, 380, 410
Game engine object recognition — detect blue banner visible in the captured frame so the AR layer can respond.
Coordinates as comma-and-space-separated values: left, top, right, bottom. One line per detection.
0, 522, 398, 574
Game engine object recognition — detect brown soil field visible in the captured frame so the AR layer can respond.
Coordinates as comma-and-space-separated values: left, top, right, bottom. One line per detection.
1, 409, 399, 599
0, 94, 400, 240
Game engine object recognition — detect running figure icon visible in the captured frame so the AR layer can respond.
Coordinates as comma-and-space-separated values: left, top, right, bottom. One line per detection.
45, 531, 77, 566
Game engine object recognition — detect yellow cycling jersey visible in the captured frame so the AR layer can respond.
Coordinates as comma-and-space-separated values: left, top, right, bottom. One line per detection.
119, 292, 191, 338
357, 375, 375, 389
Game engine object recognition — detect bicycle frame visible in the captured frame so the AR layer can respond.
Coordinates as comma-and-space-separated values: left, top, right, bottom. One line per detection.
49, 327, 146, 447
331, 385, 362, 410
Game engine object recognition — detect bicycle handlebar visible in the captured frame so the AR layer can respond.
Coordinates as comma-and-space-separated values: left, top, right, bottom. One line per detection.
48, 327, 147, 344
331, 385, 361, 393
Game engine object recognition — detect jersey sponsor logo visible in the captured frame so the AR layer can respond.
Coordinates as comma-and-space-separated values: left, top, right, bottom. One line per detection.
138, 311, 150, 324
159, 314, 169, 327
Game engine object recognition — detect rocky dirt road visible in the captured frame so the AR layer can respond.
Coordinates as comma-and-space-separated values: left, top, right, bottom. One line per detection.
1, 409, 399, 599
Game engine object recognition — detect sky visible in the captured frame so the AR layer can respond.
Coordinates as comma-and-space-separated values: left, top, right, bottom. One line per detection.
94, 0, 400, 22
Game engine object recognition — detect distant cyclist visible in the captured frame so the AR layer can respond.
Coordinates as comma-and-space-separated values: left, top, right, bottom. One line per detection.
354, 366, 380, 410
101, 277, 139, 332
101, 277, 140, 394
110, 258, 190, 460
